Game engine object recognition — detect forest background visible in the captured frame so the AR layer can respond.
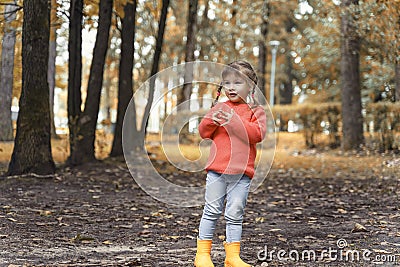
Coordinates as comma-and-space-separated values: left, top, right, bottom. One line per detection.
0, 0, 399, 174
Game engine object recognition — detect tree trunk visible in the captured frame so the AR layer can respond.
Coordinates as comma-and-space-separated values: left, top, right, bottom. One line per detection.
67, 0, 83, 164
395, 60, 400, 102
70, 0, 113, 164
139, 0, 170, 151
103, 70, 112, 123
280, 18, 295, 105
49, 0, 58, 138
110, 0, 137, 157
0, 1, 18, 141
7, 0, 55, 175
340, 0, 364, 150
257, 0, 270, 104
197, 0, 208, 60
175, 0, 197, 144
280, 53, 294, 105
230, 0, 238, 57
177, 0, 198, 111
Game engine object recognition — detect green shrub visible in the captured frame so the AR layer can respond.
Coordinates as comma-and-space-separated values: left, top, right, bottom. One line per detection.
273, 102, 400, 150
272, 103, 341, 148
366, 102, 400, 151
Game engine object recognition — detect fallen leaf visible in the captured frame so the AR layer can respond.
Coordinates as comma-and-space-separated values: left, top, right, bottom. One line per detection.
39, 210, 52, 216
256, 217, 265, 223
304, 235, 317, 239
351, 223, 368, 233
118, 224, 133, 229
337, 208, 347, 214
70, 234, 95, 243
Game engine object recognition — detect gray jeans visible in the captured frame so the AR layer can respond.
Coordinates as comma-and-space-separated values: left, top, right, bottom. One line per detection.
198, 171, 251, 242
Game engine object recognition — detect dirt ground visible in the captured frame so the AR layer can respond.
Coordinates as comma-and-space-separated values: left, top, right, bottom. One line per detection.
0, 133, 399, 266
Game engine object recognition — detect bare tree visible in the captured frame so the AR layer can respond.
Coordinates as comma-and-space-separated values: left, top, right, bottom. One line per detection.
69, 0, 114, 164
0, 1, 18, 141
257, 0, 270, 103
67, 0, 84, 164
340, 0, 364, 150
49, 0, 58, 138
136, 0, 170, 151
177, 0, 198, 111
280, 18, 296, 105
7, 0, 55, 175
110, 0, 137, 157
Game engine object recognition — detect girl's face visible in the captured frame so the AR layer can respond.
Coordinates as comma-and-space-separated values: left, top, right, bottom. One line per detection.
222, 72, 251, 104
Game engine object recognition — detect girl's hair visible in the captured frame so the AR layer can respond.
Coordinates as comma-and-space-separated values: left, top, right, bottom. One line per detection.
213, 60, 259, 107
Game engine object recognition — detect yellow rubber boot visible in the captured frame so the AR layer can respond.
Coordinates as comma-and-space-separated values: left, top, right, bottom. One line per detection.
224, 242, 252, 267
194, 239, 215, 267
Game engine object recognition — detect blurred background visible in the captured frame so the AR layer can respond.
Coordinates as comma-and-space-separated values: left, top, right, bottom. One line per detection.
0, 0, 399, 173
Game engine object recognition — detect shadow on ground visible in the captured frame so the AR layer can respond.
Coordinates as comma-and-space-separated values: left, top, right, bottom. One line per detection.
0, 156, 399, 266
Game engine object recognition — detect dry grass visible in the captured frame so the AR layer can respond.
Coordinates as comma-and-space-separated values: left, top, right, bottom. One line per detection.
272, 133, 396, 178
0, 131, 111, 166
0, 132, 397, 178
144, 132, 396, 178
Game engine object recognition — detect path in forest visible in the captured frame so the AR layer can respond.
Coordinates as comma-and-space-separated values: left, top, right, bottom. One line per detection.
0, 155, 399, 266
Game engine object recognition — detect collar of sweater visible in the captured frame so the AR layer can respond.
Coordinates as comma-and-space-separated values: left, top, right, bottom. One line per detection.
225, 100, 251, 110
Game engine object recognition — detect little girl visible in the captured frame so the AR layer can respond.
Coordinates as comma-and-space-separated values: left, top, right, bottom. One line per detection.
194, 61, 267, 267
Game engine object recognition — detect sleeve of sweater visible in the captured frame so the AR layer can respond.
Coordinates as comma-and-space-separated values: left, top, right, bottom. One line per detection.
198, 106, 220, 139
226, 106, 267, 144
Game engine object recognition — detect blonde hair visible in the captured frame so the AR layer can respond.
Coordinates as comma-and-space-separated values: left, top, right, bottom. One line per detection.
213, 60, 259, 107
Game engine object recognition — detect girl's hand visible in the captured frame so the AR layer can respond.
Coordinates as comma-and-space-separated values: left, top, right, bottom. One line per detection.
212, 108, 234, 126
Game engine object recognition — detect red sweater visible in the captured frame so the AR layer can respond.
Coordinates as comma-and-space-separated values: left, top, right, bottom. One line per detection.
198, 101, 267, 178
